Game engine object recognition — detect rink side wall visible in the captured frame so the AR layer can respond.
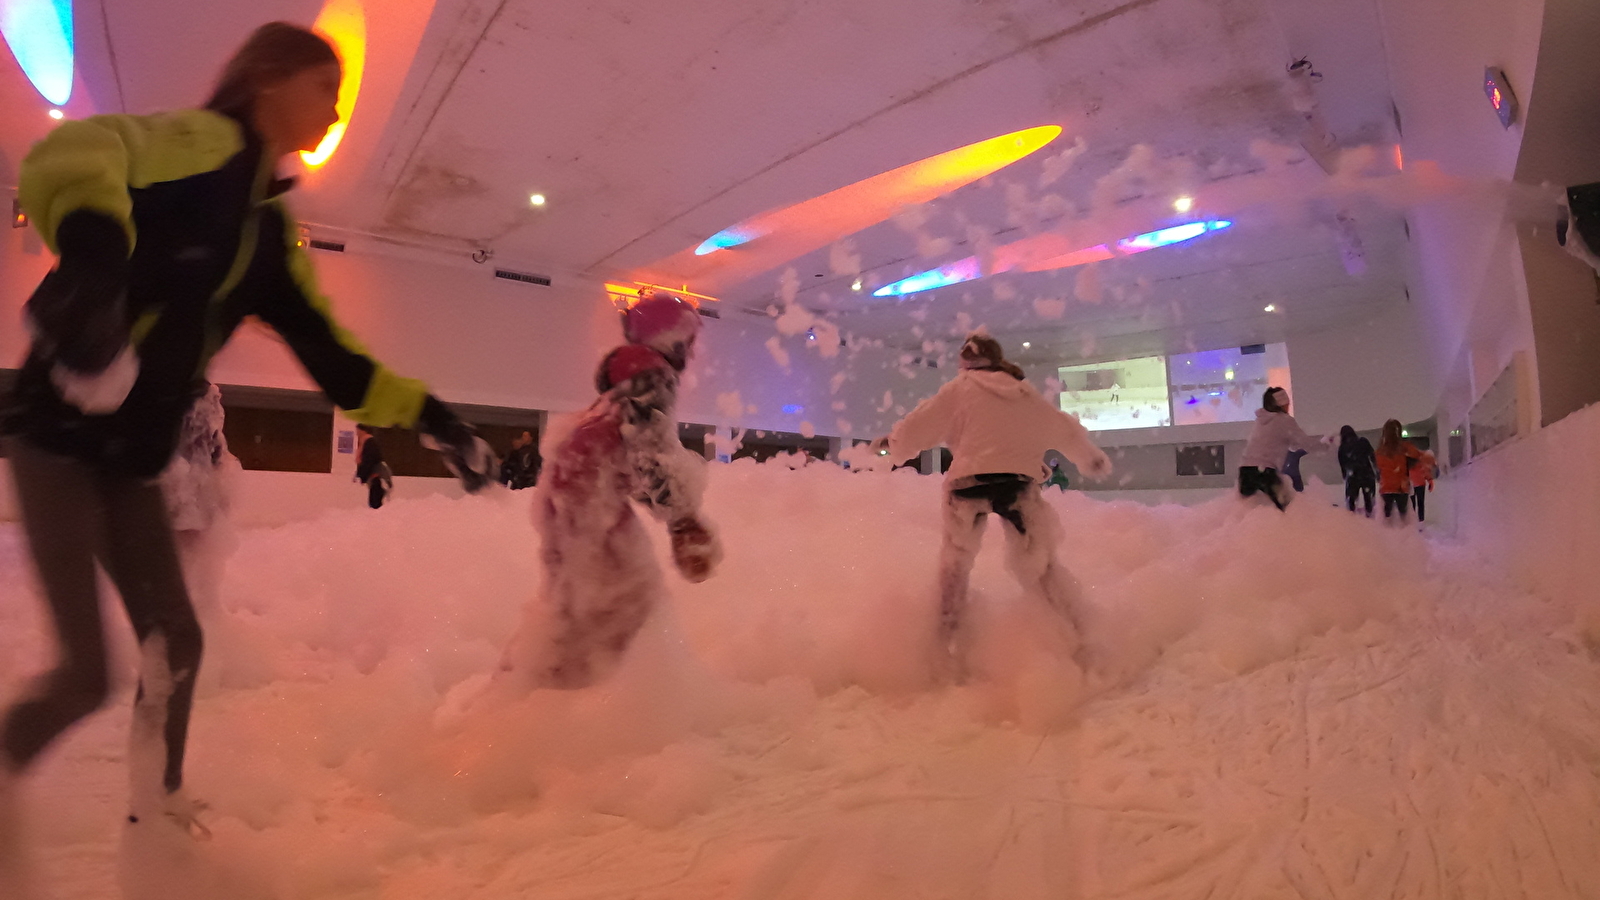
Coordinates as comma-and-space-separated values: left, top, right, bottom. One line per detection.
1432, 400, 1600, 608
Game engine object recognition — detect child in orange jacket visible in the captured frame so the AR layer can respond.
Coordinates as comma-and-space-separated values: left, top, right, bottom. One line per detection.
1410, 449, 1436, 523
1374, 419, 1424, 523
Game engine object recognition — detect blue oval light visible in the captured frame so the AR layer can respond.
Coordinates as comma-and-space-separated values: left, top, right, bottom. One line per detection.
1, 0, 74, 106
695, 228, 757, 256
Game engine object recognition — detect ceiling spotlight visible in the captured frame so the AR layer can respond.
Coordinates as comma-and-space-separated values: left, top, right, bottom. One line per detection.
1264, 304, 1277, 312
48, 108, 63, 120
529, 193, 547, 207
1173, 196, 1194, 213
1022, 341, 1031, 349
851, 279, 863, 292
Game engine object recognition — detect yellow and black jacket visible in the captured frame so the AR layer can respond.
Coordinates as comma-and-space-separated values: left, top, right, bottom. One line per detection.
5, 109, 432, 477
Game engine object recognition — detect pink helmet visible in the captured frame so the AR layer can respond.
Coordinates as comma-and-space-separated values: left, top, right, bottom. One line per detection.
622, 293, 702, 367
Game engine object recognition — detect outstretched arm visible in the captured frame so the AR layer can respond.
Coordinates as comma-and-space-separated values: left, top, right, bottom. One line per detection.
887, 380, 959, 464
1285, 416, 1321, 453
1049, 408, 1113, 480
251, 204, 494, 492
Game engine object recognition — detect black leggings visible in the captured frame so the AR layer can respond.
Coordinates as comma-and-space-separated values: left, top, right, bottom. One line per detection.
1346, 479, 1375, 516
1412, 486, 1427, 522
367, 477, 388, 509
1238, 467, 1287, 510
1382, 492, 1410, 520
3, 439, 201, 794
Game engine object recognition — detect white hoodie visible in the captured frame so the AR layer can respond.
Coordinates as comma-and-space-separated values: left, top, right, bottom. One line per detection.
888, 369, 1111, 485
1238, 409, 1316, 469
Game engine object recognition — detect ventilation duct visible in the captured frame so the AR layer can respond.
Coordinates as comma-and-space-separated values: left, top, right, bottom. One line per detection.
493, 269, 552, 286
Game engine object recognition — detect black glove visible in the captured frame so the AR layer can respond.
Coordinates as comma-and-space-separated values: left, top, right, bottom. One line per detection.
417, 395, 496, 494
25, 210, 132, 373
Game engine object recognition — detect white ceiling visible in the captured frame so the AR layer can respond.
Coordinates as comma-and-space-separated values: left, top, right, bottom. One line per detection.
0, 0, 1409, 364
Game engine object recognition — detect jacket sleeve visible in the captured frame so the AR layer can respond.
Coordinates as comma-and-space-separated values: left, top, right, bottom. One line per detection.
887, 380, 959, 463
1283, 415, 1318, 453
620, 373, 706, 524
1046, 404, 1108, 474
18, 110, 243, 254
251, 204, 430, 428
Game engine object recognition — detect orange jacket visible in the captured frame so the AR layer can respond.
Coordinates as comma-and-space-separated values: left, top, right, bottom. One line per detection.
1375, 441, 1423, 494
1410, 451, 1436, 490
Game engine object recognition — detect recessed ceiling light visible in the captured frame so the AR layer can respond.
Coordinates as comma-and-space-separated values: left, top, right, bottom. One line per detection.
851, 279, 862, 292
529, 193, 547, 207
1022, 341, 1031, 349
48, 108, 63, 119
1173, 196, 1194, 213
1264, 304, 1277, 312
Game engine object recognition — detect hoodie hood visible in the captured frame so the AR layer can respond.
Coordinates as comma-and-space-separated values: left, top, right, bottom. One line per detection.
963, 368, 1032, 399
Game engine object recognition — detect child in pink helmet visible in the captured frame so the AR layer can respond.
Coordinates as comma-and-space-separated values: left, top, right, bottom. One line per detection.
501, 292, 722, 688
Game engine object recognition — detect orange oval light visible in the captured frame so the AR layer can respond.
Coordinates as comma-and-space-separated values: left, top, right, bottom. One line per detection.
300, 0, 365, 167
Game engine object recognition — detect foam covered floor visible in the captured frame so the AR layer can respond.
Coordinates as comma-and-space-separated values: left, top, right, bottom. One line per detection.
3, 462, 1598, 898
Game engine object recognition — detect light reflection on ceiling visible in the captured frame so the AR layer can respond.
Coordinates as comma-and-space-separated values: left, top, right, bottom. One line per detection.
643, 125, 1062, 289
300, 0, 366, 167
874, 219, 1233, 297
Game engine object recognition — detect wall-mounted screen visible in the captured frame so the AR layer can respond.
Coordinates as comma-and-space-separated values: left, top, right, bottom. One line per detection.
1167, 343, 1292, 426
1057, 355, 1170, 430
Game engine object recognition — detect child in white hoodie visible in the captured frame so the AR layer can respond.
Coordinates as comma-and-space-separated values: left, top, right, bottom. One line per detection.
1237, 386, 1318, 510
883, 334, 1112, 669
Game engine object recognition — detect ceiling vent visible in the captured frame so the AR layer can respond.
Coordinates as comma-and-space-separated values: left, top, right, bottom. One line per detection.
308, 239, 346, 252
696, 306, 721, 319
494, 269, 552, 286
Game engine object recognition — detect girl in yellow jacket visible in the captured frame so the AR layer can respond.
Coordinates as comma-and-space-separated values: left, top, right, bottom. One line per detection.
1, 23, 494, 842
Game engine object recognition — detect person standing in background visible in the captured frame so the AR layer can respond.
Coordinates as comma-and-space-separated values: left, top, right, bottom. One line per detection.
354, 424, 391, 509
498, 430, 541, 490
1375, 420, 1424, 524
1337, 425, 1378, 517
1410, 448, 1436, 524
1282, 448, 1308, 493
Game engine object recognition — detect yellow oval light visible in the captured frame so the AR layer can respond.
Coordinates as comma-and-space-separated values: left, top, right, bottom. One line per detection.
300, 0, 365, 168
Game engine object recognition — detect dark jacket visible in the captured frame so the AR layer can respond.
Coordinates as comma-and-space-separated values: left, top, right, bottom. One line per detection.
498, 443, 541, 490
1338, 437, 1378, 486
355, 435, 386, 484
5, 110, 431, 477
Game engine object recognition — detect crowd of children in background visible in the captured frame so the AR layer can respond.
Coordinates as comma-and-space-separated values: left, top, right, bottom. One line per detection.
1239, 387, 1436, 525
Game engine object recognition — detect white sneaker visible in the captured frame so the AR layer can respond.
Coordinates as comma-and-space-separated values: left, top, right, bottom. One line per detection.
128, 787, 212, 842
119, 786, 220, 900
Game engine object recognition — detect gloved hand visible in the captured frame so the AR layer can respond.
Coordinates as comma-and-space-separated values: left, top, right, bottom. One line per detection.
417, 395, 497, 493
669, 516, 722, 583
1083, 449, 1113, 481
25, 210, 132, 374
